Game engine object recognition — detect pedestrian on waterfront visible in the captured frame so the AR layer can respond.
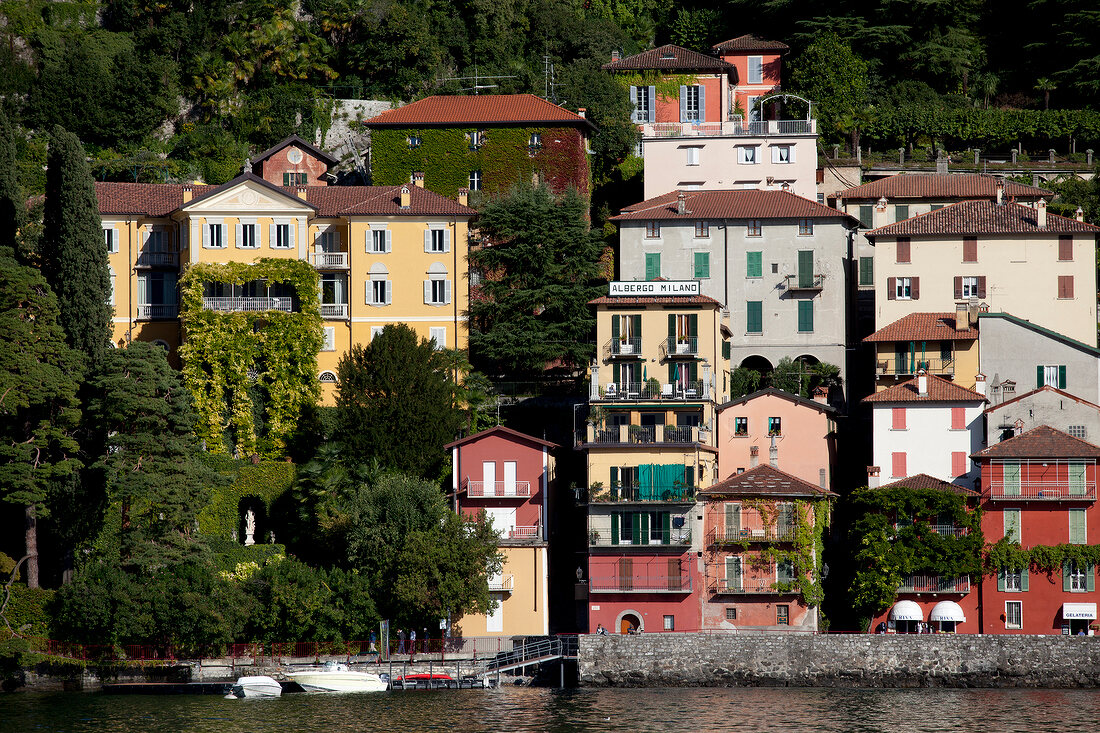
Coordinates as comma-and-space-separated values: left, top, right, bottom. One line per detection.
596, 624, 608, 635
410, 628, 417, 656
369, 630, 378, 653
397, 629, 406, 654
875, 621, 887, 634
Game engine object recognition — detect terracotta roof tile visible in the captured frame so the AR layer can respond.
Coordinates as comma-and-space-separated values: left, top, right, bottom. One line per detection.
717, 387, 835, 414
712, 34, 789, 53
873, 473, 979, 496
444, 425, 558, 450
96, 182, 214, 217
972, 424, 1100, 459
603, 44, 734, 72
864, 312, 978, 343
699, 464, 835, 498
589, 293, 722, 306
836, 173, 1052, 201
364, 94, 591, 128
867, 200, 1100, 237
612, 189, 857, 223
252, 134, 338, 167
863, 374, 987, 404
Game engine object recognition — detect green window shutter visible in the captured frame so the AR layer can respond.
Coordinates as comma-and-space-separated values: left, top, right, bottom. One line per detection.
895, 205, 909, 222
1004, 464, 1021, 496
997, 569, 1005, 592
610, 466, 619, 486
645, 253, 661, 280
1063, 562, 1072, 592
1037, 365, 1044, 388
747, 301, 762, 333
694, 251, 710, 278
613, 363, 620, 383
722, 341, 731, 359
798, 300, 813, 332
747, 251, 762, 278
797, 250, 814, 287
1070, 508, 1086, 543
1059, 365, 1067, 389
662, 512, 671, 545
668, 314, 676, 345
859, 257, 873, 286
859, 205, 873, 228
611, 513, 619, 544
1021, 569, 1029, 591
611, 315, 620, 340
689, 314, 698, 339
1089, 565, 1096, 592
1069, 464, 1086, 496
632, 315, 641, 337
688, 361, 698, 384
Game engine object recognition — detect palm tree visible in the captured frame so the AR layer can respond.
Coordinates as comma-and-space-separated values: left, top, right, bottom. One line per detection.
1035, 78, 1056, 110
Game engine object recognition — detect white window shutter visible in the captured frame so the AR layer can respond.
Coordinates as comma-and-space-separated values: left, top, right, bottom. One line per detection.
647, 86, 656, 122
268, 222, 276, 249
424, 229, 432, 253
698, 85, 705, 119
679, 85, 687, 123
109, 272, 116, 305
771, 146, 779, 164
365, 281, 372, 305
424, 280, 432, 304
235, 222, 243, 249
202, 223, 210, 248
323, 326, 335, 351
365, 229, 372, 252
444, 279, 452, 304
629, 85, 638, 122
385, 230, 392, 253
385, 280, 392, 305
112, 227, 120, 253
789, 146, 797, 163
443, 230, 451, 252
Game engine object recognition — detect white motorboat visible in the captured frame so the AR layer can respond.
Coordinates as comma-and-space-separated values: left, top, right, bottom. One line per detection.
229, 675, 283, 698
284, 661, 388, 693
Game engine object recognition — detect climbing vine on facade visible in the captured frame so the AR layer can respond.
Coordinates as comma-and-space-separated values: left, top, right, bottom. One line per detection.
179, 259, 322, 458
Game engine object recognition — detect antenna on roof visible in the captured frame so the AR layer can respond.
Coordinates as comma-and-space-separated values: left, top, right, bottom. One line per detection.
442, 66, 516, 94
543, 54, 561, 102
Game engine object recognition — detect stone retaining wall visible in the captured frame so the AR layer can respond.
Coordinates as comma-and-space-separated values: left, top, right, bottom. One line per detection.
579, 633, 1100, 688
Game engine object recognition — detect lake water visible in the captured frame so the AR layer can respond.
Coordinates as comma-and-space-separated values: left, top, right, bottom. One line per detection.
4, 686, 1100, 732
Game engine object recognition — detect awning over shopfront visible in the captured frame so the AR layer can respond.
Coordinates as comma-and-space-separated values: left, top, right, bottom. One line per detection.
889, 600, 923, 621
930, 600, 966, 623
1063, 602, 1097, 620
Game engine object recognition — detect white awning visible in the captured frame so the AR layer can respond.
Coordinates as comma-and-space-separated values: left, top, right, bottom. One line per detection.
890, 600, 924, 621
1063, 602, 1097, 620
930, 600, 966, 623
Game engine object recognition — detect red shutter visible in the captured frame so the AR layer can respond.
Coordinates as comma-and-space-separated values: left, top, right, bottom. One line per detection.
1058, 275, 1074, 299
963, 237, 977, 262
887, 277, 896, 300
892, 452, 907, 478
1059, 235, 1073, 261
892, 407, 907, 430
896, 238, 910, 263
977, 275, 987, 298
952, 451, 967, 477
911, 277, 920, 300
954, 276, 962, 299
951, 407, 965, 430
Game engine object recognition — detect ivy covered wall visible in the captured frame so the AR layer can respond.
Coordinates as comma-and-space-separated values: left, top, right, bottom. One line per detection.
370, 125, 591, 199
179, 259, 323, 458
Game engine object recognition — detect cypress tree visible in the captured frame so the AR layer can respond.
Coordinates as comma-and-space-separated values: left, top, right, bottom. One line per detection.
0, 110, 22, 261
40, 125, 111, 368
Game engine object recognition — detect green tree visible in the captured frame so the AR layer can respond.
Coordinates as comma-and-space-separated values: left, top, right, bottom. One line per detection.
40, 126, 112, 369
0, 110, 22, 261
333, 324, 463, 479
559, 59, 638, 184
0, 260, 83, 588
668, 7, 720, 52
88, 342, 217, 571
788, 33, 870, 150
469, 184, 605, 375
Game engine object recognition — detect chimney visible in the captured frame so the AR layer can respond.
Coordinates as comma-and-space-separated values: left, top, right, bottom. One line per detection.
769, 434, 778, 469
812, 386, 829, 404
457, 187, 469, 207
867, 466, 881, 489
995, 178, 1005, 205
400, 185, 411, 209
296, 186, 308, 201
955, 301, 970, 331
1037, 198, 1047, 228
577, 107, 586, 119
781, 182, 791, 192
677, 192, 686, 215
412, 172, 425, 188
873, 196, 889, 228
611, 50, 621, 62
917, 368, 928, 396
968, 296, 979, 326
749, 445, 759, 468
182, 186, 193, 203
974, 372, 987, 397
1076, 207, 1085, 222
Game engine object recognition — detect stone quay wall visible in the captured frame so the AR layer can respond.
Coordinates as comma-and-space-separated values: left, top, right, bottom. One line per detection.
578, 633, 1100, 688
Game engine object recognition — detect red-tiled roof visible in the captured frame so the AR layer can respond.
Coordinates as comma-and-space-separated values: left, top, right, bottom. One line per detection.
364, 94, 591, 128
863, 374, 987, 404
867, 200, 1100, 237
183, 173, 317, 210
589, 293, 722, 306
836, 173, 1052, 201
443, 425, 558, 450
972, 425, 1100, 459
699, 464, 835, 498
252, 134, 338, 167
717, 387, 835, 415
712, 34, 789, 53
603, 44, 734, 72
864, 312, 978, 343
873, 473, 979, 496
612, 189, 857, 222
96, 182, 214, 217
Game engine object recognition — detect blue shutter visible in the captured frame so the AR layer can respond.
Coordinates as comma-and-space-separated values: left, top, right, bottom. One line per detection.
679, 85, 688, 123
698, 85, 706, 122
647, 86, 656, 122
629, 86, 639, 123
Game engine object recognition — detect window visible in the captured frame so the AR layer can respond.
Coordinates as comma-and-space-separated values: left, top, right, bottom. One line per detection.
429, 229, 448, 253
682, 85, 701, 122
368, 278, 390, 306
858, 205, 873, 229
859, 257, 874, 286
797, 300, 813, 332
746, 220, 762, 237
930, 203, 944, 211
817, 193, 825, 204
892, 407, 907, 430
891, 452, 906, 478
734, 417, 748, 436
238, 222, 258, 249
426, 277, 450, 305
468, 130, 483, 150
408, 134, 422, 148
468, 170, 482, 191
370, 326, 385, 340
1003, 463, 1022, 496
1070, 508, 1087, 544
663, 615, 675, 631
746, 251, 762, 277
283, 172, 307, 186
1059, 235, 1073, 261
737, 146, 758, 164
1058, 275, 1074, 299
896, 237, 911, 263
798, 219, 813, 236
776, 605, 790, 626
772, 145, 793, 164
645, 253, 661, 280
370, 229, 390, 253
777, 560, 794, 585
1069, 425, 1087, 439
685, 146, 700, 166
1005, 601, 1022, 629
528, 132, 541, 149
322, 326, 336, 352
320, 273, 347, 310
318, 370, 338, 383
893, 277, 913, 300
318, 231, 338, 252
1004, 508, 1021, 543
961, 276, 980, 298
746, 301, 763, 333
205, 222, 225, 248
726, 607, 737, 621
1038, 364, 1067, 389
748, 55, 763, 84
631, 85, 653, 123
645, 221, 661, 239
963, 237, 977, 262
895, 205, 909, 222
768, 417, 781, 436
1069, 463, 1086, 496
273, 223, 292, 249
746, 95, 761, 121
694, 221, 709, 238
694, 251, 710, 279
951, 407, 966, 430
1066, 561, 1091, 592
104, 227, 118, 253
952, 451, 967, 477
1003, 568, 1024, 592
430, 327, 447, 350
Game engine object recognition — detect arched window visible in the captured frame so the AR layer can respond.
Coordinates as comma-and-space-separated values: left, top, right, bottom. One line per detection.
318, 371, 338, 383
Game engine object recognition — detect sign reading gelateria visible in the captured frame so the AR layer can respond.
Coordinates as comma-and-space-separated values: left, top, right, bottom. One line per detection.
608, 281, 700, 296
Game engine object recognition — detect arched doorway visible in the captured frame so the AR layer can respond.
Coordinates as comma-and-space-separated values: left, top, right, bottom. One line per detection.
739, 355, 773, 373
618, 612, 642, 635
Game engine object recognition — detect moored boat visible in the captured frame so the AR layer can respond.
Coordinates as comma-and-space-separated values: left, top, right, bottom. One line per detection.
229, 675, 283, 698
283, 661, 388, 693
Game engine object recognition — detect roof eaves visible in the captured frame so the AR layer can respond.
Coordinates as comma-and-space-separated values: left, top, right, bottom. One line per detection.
181, 172, 318, 211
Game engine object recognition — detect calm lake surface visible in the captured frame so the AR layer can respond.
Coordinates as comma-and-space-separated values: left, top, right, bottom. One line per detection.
4, 686, 1100, 733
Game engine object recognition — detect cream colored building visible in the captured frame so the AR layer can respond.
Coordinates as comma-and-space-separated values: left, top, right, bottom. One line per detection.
99, 156, 474, 404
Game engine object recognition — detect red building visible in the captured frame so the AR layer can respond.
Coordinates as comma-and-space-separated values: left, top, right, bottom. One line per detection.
250, 134, 338, 187
973, 425, 1100, 635
446, 426, 558, 636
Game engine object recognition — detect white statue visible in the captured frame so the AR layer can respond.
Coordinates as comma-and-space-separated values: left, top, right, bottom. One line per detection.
244, 509, 256, 546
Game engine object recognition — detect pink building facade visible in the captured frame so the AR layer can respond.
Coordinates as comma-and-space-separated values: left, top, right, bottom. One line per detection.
250, 134, 337, 187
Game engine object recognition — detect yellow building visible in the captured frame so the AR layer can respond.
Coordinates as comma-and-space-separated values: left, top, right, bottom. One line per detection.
864, 309, 982, 391
98, 164, 475, 404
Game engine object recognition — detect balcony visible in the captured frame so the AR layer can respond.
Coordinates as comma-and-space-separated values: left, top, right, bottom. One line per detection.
708, 577, 790, 595
640, 119, 816, 138
878, 356, 955, 378
588, 526, 692, 549
895, 523, 969, 538
598, 381, 708, 401
320, 303, 349, 319
898, 575, 970, 594
783, 274, 825, 292
487, 574, 514, 592
465, 480, 533, 498
607, 337, 642, 358
986, 481, 1097, 501
135, 304, 178, 320
588, 574, 692, 593
202, 297, 293, 313
589, 485, 696, 503
499, 524, 542, 542
136, 251, 178, 267
711, 525, 796, 544
661, 337, 698, 359
585, 424, 704, 446
312, 251, 349, 269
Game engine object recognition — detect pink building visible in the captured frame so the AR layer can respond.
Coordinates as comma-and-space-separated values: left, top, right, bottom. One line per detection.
711, 34, 788, 122
717, 387, 837, 488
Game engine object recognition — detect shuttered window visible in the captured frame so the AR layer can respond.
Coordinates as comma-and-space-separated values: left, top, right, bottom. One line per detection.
951, 407, 966, 429
858, 205, 873, 228
1069, 463, 1087, 496
1004, 508, 1021, 543
892, 407, 906, 430
645, 253, 661, 280
746, 301, 763, 333
1003, 464, 1022, 496
725, 556, 742, 591
858, 257, 873, 286
896, 238, 911, 263
694, 251, 710, 278
1058, 275, 1074, 299
746, 251, 762, 278
963, 237, 977, 262
797, 250, 814, 287
1059, 235, 1073, 261
1070, 508, 1087, 544
895, 205, 909, 222
797, 300, 813, 332
891, 452, 906, 478
952, 451, 967, 477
